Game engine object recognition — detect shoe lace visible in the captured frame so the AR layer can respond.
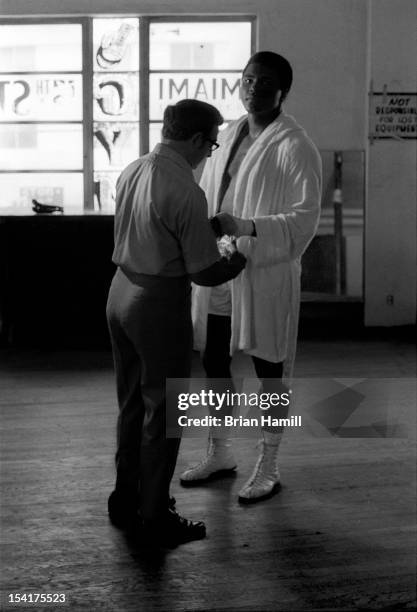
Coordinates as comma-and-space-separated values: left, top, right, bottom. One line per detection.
169, 510, 200, 529
245, 441, 267, 486
245, 440, 277, 487
192, 449, 213, 471
172, 511, 189, 527
190, 437, 217, 470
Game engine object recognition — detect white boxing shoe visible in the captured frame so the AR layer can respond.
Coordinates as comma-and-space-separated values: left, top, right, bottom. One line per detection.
238, 440, 281, 503
180, 436, 237, 485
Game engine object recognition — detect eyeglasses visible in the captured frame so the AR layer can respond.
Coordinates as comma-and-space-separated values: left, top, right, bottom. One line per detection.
205, 138, 220, 152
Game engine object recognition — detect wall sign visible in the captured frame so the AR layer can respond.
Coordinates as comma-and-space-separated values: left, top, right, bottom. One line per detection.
369, 92, 417, 140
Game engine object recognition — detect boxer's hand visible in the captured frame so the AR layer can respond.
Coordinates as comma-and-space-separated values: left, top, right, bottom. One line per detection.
212, 212, 254, 237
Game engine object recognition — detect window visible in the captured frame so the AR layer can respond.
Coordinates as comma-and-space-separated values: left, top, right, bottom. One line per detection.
149, 21, 252, 149
0, 18, 253, 213
0, 22, 84, 212
93, 18, 140, 213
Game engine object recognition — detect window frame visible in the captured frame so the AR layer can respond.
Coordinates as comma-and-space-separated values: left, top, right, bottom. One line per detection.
0, 15, 255, 211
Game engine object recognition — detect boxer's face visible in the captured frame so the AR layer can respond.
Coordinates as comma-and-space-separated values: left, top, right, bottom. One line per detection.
240, 63, 282, 115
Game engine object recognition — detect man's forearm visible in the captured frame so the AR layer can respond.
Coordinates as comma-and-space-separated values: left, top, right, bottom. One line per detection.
190, 252, 246, 286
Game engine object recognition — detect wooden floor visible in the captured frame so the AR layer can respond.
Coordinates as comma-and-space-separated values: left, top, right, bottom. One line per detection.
0, 338, 416, 611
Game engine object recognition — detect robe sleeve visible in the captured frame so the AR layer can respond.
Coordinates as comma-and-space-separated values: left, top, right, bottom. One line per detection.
246, 137, 322, 267
199, 157, 212, 196
199, 151, 222, 217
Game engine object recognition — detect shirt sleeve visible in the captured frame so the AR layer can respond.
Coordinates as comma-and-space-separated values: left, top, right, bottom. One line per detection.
176, 185, 221, 274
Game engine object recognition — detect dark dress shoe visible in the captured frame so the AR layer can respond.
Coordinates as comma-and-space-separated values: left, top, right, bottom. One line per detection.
144, 509, 206, 547
108, 490, 177, 529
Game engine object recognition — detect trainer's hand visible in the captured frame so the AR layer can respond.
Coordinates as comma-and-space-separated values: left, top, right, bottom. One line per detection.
212, 212, 254, 237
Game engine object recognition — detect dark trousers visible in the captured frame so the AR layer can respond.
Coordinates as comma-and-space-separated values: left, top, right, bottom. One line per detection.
106, 268, 192, 521
203, 314, 288, 431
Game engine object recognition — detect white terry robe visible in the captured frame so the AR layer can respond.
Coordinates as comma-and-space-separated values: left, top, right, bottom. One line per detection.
192, 112, 322, 379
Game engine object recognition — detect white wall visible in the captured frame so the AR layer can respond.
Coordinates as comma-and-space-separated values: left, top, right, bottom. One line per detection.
257, 0, 368, 149
365, 0, 416, 325
1, 0, 415, 325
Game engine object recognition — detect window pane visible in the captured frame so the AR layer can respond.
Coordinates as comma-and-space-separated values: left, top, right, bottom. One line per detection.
93, 171, 119, 213
0, 74, 82, 122
0, 24, 82, 71
0, 124, 83, 170
150, 22, 251, 70
93, 19, 140, 207
149, 122, 162, 151
93, 73, 139, 121
94, 121, 139, 171
0, 173, 83, 213
150, 73, 244, 120
93, 18, 139, 72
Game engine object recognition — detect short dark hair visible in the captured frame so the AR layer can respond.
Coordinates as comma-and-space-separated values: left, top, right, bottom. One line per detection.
162, 99, 224, 141
243, 51, 293, 101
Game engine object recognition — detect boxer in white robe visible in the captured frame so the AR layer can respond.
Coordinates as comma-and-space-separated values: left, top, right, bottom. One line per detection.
181, 52, 322, 502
